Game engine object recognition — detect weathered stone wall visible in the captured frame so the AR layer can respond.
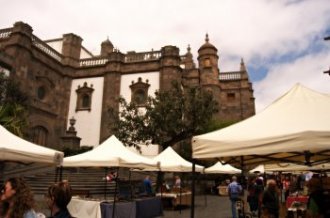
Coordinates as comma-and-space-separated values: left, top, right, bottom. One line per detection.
0, 22, 255, 149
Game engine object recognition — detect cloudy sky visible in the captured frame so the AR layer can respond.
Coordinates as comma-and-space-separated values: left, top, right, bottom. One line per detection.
1, 0, 330, 112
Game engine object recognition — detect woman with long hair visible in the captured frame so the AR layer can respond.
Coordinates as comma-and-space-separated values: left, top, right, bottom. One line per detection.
1, 177, 37, 218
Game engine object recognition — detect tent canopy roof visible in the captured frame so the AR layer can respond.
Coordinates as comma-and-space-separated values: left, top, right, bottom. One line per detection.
63, 135, 158, 168
204, 161, 241, 174
0, 125, 63, 165
192, 84, 330, 166
142, 146, 204, 172
264, 163, 330, 172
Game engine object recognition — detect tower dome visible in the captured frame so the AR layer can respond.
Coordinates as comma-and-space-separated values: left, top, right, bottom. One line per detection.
101, 37, 114, 56
101, 38, 113, 47
198, 34, 217, 55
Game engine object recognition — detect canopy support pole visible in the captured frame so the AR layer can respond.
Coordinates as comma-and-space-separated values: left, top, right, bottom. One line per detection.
129, 169, 133, 200
104, 167, 108, 200
59, 166, 63, 181
179, 172, 182, 214
204, 175, 207, 207
240, 156, 244, 187
190, 160, 196, 218
55, 166, 59, 183
112, 167, 119, 218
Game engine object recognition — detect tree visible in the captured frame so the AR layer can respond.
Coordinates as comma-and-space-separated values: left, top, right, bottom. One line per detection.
0, 69, 28, 136
108, 81, 218, 151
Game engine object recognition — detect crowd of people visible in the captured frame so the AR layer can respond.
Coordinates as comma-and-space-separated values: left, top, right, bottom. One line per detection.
0, 177, 74, 218
225, 173, 329, 218
1, 173, 328, 218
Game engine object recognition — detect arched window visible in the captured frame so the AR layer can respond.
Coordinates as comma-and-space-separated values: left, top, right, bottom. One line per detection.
32, 126, 48, 146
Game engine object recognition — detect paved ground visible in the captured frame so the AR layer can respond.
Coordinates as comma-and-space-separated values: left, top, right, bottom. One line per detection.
161, 195, 232, 218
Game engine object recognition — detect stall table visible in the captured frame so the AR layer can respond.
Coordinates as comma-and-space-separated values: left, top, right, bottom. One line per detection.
68, 197, 102, 218
100, 201, 136, 218
135, 197, 163, 218
68, 196, 162, 218
286, 195, 308, 208
217, 185, 228, 196
156, 191, 192, 208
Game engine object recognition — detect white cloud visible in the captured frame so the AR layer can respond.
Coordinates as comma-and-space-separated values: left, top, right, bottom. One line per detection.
1, 0, 330, 112
254, 49, 330, 112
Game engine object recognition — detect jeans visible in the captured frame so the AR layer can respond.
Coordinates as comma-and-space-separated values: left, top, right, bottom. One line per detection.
230, 199, 238, 218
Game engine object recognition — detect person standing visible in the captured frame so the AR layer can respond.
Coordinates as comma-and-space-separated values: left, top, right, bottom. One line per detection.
247, 177, 259, 216
45, 180, 74, 218
173, 176, 181, 188
282, 176, 290, 201
143, 175, 153, 196
306, 178, 326, 218
261, 179, 280, 218
227, 176, 242, 218
0, 177, 37, 218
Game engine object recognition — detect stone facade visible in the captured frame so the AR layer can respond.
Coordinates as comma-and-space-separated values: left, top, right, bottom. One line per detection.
0, 22, 255, 149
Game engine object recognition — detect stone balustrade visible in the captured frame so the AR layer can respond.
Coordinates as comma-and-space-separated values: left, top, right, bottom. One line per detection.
79, 57, 110, 67
124, 50, 161, 63
32, 35, 62, 62
0, 28, 12, 39
219, 72, 242, 81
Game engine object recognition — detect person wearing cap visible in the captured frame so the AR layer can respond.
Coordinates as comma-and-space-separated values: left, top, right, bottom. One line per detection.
227, 176, 242, 218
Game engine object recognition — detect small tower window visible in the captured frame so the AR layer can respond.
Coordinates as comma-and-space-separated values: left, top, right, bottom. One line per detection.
76, 82, 94, 111
204, 58, 211, 67
227, 93, 235, 101
130, 77, 150, 107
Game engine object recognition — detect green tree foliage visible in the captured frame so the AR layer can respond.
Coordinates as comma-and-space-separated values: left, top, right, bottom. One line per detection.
109, 81, 218, 150
63, 146, 93, 157
0, 69, 28, 136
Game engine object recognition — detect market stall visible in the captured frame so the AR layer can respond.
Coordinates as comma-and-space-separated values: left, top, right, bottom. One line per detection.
137, 146, 203, 209
0, 125, 63, 165
204, 161, 241, 195
193, 84, 330, 166
63, 135, 160, 218
191, 84, 330, 218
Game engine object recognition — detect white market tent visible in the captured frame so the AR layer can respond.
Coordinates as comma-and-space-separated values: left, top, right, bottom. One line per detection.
141, 146, 204, 172
256, 163, 330, 173
63, 135, 158, 168
249, 165, 265, 174
192, 84, 330, 166
0, 125, 63, 165
204, 161, 241, 174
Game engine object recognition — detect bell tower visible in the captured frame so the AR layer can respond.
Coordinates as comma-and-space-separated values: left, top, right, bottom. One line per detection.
197, 34, 220, 86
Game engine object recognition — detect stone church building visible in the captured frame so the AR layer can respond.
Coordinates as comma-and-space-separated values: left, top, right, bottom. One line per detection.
0, 21, 255, 151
